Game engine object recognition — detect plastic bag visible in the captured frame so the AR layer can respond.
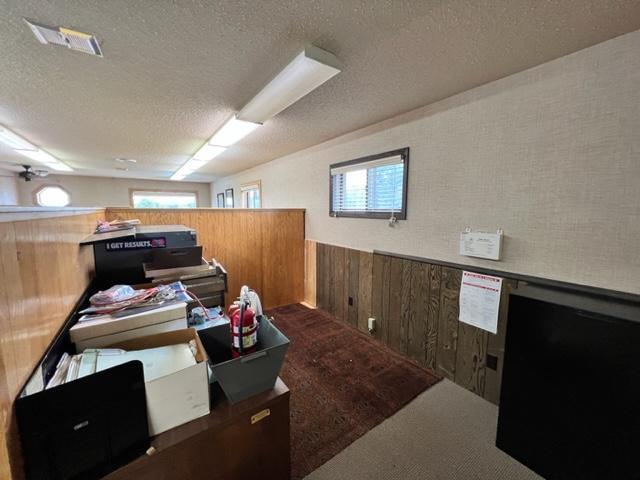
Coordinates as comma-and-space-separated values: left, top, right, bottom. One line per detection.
90, 285, 137, 306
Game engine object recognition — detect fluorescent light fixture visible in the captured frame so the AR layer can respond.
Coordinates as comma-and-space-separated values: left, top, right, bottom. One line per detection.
170, 157, 209, 181
0, 125, 37, 150
16, 149, 73, 171
193, 143, 226, 161
171, 143, 226, 180
0, 124, 73, 171
209, 116, 261, 147
171, 44, 340, 181
238, 45, 341, 124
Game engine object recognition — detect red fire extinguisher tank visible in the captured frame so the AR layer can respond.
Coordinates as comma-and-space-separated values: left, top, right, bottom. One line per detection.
228, 305, 258, 358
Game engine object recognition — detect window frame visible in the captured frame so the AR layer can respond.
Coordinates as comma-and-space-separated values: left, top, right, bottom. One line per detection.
240, 180, 262, 208
329, 147, 409, 220
129, 189, 199, 208
224, 188, 234, 208
34, 184, 71, 207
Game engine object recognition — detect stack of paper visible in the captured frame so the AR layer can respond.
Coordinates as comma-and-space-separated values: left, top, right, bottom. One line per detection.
94, 344, 197, 382
45, 344, 196, 389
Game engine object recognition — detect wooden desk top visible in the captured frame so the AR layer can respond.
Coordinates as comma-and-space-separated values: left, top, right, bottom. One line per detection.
104, 378, 291, 480
144, 377, 287, 453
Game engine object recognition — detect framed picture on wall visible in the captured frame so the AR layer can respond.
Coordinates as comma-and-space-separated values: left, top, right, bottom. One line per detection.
225, 188, 234, 208
217, 193, 225, 208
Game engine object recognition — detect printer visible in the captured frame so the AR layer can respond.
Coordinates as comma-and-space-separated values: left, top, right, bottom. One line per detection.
81, 225, 197, 286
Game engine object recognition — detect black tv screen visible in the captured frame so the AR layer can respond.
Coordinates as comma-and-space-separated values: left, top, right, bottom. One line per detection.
496, 286, 640, 480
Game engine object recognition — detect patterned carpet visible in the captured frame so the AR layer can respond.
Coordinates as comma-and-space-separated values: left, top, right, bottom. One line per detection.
267, 304, 442, 480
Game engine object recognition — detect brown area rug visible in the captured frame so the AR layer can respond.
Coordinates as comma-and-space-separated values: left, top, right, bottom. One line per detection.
267, 304, 442, 480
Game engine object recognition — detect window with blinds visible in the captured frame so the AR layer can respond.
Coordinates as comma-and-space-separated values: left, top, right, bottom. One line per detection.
330, 148, 408, 219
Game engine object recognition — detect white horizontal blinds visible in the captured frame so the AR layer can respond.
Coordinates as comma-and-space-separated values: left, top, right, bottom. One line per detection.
331, 155, 404, 213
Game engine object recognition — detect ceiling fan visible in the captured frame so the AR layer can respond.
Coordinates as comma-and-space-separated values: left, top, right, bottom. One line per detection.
18, 165, 49, 182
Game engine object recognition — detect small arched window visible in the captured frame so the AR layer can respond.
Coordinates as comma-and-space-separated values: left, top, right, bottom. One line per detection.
35, 185, 71, 207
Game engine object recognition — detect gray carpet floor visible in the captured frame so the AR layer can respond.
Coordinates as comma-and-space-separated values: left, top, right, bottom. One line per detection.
305, 379, 542, 480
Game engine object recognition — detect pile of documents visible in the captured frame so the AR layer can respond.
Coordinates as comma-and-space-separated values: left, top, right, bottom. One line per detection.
46, 342, 198, 389
94, 218, 140, 234
79, 281, 189, 320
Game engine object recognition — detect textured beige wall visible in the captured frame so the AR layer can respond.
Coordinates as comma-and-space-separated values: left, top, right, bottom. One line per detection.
0, 169, 17, 205
17, 174, 211, 207
214, 30, 640, 295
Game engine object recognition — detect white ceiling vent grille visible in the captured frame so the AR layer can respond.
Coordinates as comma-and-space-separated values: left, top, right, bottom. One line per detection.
24, 19, 103, 57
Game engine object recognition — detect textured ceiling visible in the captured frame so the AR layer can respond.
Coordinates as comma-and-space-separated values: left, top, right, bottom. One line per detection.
0, 0, 639, 182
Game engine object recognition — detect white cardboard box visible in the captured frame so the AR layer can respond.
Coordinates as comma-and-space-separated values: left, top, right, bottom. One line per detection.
106, 328, 210, 436
70, 302, 187, 350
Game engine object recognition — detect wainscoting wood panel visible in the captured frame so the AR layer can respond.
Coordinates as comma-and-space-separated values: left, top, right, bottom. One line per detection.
304, 240, 317, 307
314, 242, 516, 405
437, 267, 462, 381
332, 245, 346, 322
357, 251, 373, 333
105, 208, 305, 309
387, 257, 405, 353
0, 210, 104, 480
407, 261, 429, 366
346, 249, 360, 328
426, 265, 441, 370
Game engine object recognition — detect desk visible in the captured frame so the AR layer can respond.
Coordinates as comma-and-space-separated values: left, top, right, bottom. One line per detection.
104, 378, 290, 480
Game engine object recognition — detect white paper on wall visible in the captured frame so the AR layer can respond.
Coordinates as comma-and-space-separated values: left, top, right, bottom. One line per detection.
459, 271, 503, 334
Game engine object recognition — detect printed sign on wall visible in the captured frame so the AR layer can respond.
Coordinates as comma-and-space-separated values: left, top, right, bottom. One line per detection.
459, 271, 503, 334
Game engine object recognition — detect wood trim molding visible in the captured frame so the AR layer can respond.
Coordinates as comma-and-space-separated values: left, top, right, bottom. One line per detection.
374, 250, 640, 303
0, 207, 105, 223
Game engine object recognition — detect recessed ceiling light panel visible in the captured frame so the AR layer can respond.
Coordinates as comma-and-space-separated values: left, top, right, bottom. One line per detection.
0, 125, 37, 150
209, 117, 261, 147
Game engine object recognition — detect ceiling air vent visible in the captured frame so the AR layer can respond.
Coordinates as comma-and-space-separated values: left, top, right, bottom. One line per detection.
23, 18, 103, 57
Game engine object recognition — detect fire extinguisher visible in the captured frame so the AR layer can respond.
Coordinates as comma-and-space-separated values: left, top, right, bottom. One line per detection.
228, 302, 258, 358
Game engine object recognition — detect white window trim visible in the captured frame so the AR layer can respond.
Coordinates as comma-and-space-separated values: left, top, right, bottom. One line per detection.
329, 148, 409, 220
240, 180, 261, 208
34, 184, 71, 207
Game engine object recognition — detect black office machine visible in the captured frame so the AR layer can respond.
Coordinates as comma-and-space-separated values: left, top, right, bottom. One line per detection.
80, 224, 227, 309
80, 225, 198, 286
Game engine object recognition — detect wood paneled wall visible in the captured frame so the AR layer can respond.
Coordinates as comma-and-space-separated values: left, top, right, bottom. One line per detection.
303, 240, 317, 307
0, 210, 103, 479
315, 243, 373, 333
314, 242, 517, 405
105, 208, 305, 309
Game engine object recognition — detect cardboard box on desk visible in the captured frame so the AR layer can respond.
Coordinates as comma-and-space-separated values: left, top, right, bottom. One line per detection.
107, 328, 210, 436
70, 302, 188, 351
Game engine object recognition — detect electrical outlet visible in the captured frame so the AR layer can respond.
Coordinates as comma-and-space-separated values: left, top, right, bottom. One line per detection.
486, 354, 498, 371
367, 317, 376, 333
